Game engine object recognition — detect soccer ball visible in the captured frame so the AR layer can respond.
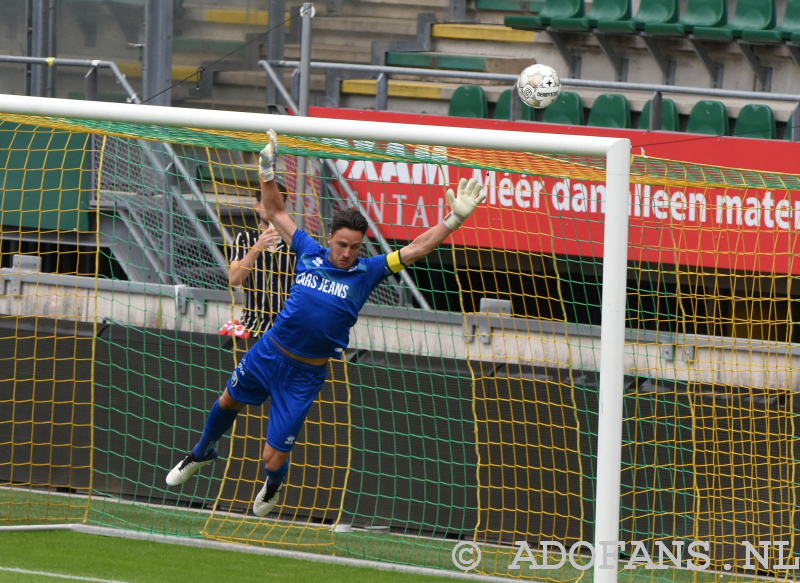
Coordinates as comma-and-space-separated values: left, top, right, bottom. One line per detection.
517, 64, 561, 109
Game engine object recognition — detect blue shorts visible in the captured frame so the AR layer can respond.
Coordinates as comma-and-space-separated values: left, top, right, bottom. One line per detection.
226, 330, 328, 453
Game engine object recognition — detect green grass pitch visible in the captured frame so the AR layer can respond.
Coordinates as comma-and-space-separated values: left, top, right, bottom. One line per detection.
0, 530, 456, 583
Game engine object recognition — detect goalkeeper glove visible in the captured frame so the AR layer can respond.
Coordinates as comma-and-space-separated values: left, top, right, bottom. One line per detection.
443, 177, 485, 230
258, 129, 278, 183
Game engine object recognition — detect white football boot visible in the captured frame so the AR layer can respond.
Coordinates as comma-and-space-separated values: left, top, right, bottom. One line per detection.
166, 450, 217, 487
252, 479, 283, 517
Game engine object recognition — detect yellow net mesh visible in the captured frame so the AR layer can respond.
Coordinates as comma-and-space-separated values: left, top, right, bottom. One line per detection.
2, 112, 800, 582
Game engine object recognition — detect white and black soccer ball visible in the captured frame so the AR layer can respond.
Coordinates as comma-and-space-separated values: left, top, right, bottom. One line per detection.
517, 64, 561, 109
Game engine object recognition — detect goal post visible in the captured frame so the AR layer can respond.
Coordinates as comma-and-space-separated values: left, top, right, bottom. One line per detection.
0, 94, 632, 580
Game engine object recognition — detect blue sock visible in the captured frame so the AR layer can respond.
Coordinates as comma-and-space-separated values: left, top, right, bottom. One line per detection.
263, 459, 289, 486
192, 401, 239, 459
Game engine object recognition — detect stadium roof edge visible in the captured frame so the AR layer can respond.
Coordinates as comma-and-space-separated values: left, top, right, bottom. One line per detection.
0, 94, 628, 157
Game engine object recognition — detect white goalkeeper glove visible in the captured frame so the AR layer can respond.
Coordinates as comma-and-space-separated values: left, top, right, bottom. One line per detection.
443, 177, 485, 230
258, 129, 278, 183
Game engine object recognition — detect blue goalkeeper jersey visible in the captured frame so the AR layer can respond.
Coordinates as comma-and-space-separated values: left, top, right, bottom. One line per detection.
269, 230, 404, 359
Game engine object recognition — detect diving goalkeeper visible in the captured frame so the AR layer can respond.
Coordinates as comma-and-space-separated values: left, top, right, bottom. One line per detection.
166, 130, 485, 517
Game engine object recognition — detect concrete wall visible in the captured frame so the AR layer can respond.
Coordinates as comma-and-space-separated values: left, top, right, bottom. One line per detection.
0, 277, 235, 335
3, 278, 797, 391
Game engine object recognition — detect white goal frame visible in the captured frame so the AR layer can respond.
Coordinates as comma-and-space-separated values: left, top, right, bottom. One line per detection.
0, 93, 631, 583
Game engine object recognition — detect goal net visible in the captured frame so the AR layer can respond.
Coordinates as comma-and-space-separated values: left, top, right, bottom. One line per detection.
1, 97, 799, 583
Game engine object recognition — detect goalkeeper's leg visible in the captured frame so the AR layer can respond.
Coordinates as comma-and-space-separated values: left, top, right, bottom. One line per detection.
166, 390, 243, 486
253, 445, 289, 517
167, 352, 265, 487
251, 342, 328, 516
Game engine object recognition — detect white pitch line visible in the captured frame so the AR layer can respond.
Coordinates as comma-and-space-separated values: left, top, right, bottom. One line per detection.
0, 566, 134, 583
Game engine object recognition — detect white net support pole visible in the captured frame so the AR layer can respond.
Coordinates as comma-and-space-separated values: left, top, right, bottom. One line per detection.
593, 140, 632, 583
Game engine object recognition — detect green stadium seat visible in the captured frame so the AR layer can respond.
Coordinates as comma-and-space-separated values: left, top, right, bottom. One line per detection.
597, 0, 679, 33
693, 0, 775, 40
386, 52, 487, 71
494, 89, 534, 120
475, 0, 546, 12
448, 85, 489, 118
733, 104, 776, 139
638, 98, 680, 131
645, 0, 726, 35
587, 94, 631, 128
742, 0, 800, 42
686, 100, 729, 135
549, 0, 631, 30
504, 0, 585, 30
785, 114, 796, 140
542, 92, 585, 125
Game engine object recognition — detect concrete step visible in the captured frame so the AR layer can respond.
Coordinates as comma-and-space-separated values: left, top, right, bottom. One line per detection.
180, 7, 271, 26
116, 61, 202, 82
173, 37, 246, 55
215, 69, 327, 91
431, 36, 540, 60
312, 15, 418, 36
175, 20, 271, 42
350, 0, 448, 6
284, 43, 373, 64
329, 0, 447, 20
431, 23, 535, 43
290, 30, 377, 50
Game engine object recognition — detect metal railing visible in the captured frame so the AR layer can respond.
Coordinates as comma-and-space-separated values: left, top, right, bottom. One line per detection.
267, 59, 800, 140
0, 54, 234, 297
0, 54, 233, 250
0, 55, 140, 103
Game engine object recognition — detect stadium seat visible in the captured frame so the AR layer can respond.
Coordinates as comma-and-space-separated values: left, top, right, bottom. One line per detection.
686, 100, 729, 135
693, 0, 775, 40
504, 0, 585, 30
448, 85, 489, 118
638, 98, 680, 131
733, 104, 776, 139
597, 0, 679, 33
549, 0, 631, 31
644, 0, 726, 35
386, 52, 487, 71
586, 94, 631, 128
475, 0, 546, 12
494, 89, 534, 120
785, 114, 796, 140
542, 92, 585, 125
742, 0, 800, 42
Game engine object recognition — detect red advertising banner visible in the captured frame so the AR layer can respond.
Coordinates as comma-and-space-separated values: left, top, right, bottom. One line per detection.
311, 107, 800, 274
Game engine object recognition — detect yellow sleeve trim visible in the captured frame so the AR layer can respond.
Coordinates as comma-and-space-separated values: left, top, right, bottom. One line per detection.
386, 250, 406, 274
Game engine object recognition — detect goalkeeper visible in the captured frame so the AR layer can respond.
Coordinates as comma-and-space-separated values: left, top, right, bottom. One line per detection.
167, 130, 485, 516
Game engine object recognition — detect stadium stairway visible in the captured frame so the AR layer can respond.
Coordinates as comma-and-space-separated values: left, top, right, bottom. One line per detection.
0, 0, 452, 112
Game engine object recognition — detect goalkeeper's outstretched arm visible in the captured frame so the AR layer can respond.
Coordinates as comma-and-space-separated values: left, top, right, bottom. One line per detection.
399, 178, 485, 266
258, 130, 297, 246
